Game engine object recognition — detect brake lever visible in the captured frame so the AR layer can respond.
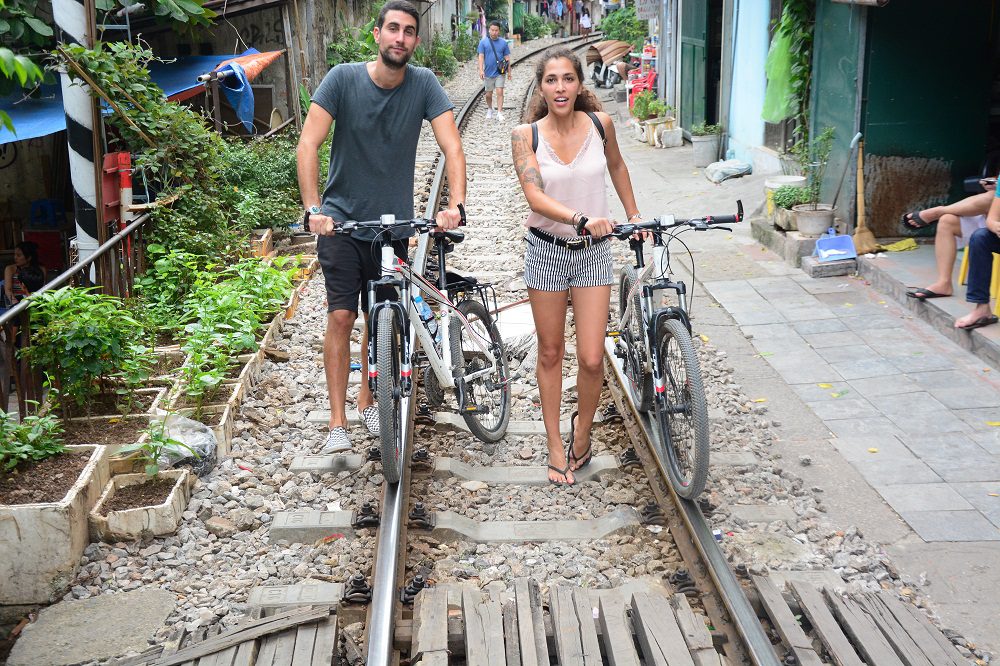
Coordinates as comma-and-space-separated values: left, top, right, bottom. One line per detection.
713, 226, 733, 232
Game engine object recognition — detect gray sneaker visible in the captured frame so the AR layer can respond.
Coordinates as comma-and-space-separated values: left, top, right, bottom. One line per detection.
319, 427, 351, 453
361, 405, 381, 437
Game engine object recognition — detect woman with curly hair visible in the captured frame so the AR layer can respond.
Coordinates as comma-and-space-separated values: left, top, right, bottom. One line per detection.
511, 49, 641, 485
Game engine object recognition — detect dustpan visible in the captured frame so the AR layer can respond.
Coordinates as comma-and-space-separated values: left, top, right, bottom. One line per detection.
813, 227, 857, 262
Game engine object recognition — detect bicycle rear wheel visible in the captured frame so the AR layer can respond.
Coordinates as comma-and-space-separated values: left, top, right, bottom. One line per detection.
450, 299, 511, 443
376, 307, 403, 484
619, 266, 654, 411
653, 318, 709, 499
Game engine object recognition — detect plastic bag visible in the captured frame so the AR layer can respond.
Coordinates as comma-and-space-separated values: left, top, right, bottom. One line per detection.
704, 159, 752, 183
158, 414, 218, 477
762, 28, 794, 123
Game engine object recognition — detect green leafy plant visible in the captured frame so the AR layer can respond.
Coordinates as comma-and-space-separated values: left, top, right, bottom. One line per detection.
0, 408, 65, 471
790, 126, 834, 206
453, 27, 478, 62
23, 286, 152, 416
599, 6, 645, 49
118, 418, 197, 477
522, 14, 552, 41
647, 98, 674, 119
428, 33, 459, 78
631, 90, 656, 120
774, 0, 815, 144
772, 185, 810, 210
690, 122, 722, 136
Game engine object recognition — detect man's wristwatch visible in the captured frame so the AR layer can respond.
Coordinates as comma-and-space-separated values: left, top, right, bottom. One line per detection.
303, 205, 321, 232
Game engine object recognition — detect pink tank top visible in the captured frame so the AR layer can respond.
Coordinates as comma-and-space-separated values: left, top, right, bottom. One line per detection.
524, 120, 611, 239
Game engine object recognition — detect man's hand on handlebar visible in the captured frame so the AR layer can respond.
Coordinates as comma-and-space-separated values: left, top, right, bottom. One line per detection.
311, 214, 338, 236
435, 204, 465, 231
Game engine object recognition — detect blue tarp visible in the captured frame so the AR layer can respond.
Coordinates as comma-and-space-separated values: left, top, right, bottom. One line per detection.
0, 49, 261, 145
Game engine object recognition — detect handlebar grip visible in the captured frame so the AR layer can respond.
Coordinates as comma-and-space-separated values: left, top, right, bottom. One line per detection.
705, 214, 739, 225
458, 203, 467, 227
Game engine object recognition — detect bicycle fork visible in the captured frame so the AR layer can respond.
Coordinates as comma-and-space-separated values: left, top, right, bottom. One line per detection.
367, 245, 413, 397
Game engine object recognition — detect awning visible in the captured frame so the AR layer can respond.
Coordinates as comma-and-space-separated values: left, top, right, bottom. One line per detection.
0, 48, 284, 145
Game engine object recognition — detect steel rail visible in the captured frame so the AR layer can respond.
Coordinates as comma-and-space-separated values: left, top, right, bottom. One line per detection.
362, 33, 602, 666
605, 340, 781, 666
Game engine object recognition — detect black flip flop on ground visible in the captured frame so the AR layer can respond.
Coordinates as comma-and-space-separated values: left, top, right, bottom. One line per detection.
956, 314, 999, 330
567, 411, 593, 471
547, 463, 574, 485
906, 287, 949, 300
900, 211, 936, 230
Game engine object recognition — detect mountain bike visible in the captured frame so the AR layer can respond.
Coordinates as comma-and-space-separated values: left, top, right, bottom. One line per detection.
605, 201, 743, 499
336, 209, 510, 484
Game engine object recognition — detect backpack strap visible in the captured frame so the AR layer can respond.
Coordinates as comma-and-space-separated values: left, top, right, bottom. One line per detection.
531, 122, 538, 153
586, 110, 607, 145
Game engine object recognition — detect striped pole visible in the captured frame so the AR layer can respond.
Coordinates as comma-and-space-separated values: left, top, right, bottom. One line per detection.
51, 0, 102, 268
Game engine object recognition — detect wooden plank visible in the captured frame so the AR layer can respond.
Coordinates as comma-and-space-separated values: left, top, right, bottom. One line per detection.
597, 596, 640, 666
269, 628, 297, 666
231, 639, 258, 666
256, 635, 278, 666
822, 588, 904, 666
571, 589, 602, 666
151, 608, 332, 666
855, 595, 932, 666
290, 622, 318, 665
502, 599, 522, 666
671, 595, 724, 666
751, 576, 824, 666
630, 592, 694, 666
788, 581, 864, 666
412, 586, 449, 666
310, 615, 338, 666
550, 587, 585, 666
463, 588, 506, 666
513, 578, 549, 666
212, 644, 239, 666
876, 592, 966, 666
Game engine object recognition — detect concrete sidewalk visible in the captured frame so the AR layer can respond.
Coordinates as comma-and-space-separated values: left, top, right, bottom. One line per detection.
604, 96, 1000, 653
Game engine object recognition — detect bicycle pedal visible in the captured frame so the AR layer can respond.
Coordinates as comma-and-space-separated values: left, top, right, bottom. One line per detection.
607, 330, 621, 338
463, 404, 486, 414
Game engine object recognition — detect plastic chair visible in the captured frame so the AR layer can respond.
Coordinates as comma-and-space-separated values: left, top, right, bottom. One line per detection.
959, 247, 969, 285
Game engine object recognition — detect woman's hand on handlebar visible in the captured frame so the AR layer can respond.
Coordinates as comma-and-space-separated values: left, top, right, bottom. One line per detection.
311, 214, 338, 236
582, 216, 615, 238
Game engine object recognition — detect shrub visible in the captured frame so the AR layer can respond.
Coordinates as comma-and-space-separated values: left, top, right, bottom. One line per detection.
0, 410, 65, 472
522, 14, 552, 40
772, 185, 810, 209
24, 287, 152, 416
453, 27, 478, 62
631, 90, 656, 119
690, 122, 722, 136
599, 6, 645, 48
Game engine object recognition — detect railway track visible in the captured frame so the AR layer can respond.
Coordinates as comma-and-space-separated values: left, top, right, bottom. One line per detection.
355, 34, 780, 666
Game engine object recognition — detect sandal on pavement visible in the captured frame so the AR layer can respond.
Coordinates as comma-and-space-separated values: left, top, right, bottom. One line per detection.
900, 211, 936, 230
906, 287, 949, 300
547, 463, 574, 485
361, 405, 380, 437
957, 314, 999, 330
567, 410, 593, 472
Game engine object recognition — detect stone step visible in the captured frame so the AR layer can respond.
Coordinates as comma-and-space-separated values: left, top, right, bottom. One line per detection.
431, 456, 620, 485
289, 454, 365, 475
270, 510, 355, 544
247, 583, 345, 614
427, 507, 641, 543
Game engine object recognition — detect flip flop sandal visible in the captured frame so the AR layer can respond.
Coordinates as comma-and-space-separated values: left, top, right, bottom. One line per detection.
566, 410, 593, 471
547, 463, 574, 485
900, 211, 936, 230
906, 288, 949, 300
957, 314, 999, 330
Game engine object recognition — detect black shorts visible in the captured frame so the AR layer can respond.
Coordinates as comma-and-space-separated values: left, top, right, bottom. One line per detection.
318, 234, 409, 314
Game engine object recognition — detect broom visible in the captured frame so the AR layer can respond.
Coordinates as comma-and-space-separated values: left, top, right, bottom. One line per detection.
853, 137, 879, 254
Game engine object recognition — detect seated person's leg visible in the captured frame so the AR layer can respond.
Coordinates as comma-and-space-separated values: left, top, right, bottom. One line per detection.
955, 228, 1000, 329
908, 214, 963, 299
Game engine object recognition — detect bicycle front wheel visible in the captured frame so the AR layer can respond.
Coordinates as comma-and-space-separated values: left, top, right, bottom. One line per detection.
653, 318, 709, 499
449, 299, 511, 443
376, 307, 403, 484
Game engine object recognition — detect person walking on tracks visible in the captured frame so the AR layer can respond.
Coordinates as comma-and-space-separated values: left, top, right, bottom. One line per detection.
511, 49, 642, 485
478, 21, 512, 122
297, 0, 467, 454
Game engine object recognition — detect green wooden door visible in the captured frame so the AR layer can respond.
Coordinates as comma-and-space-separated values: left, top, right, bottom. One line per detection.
513, 1, 524, 31
680, 0, 708, 129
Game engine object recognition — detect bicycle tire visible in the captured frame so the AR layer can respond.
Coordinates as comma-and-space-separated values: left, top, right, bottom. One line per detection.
653, 318, 709, 499
619, 266, 654, 412
449, 299, 511, 443
376, 307, 403, 484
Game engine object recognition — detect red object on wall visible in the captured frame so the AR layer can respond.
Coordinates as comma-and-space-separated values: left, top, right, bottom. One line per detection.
22, 230, 66, 273
102, 152, 126, 231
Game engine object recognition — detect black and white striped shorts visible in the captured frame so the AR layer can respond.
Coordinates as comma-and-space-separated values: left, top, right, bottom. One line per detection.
523, 233, 615, 291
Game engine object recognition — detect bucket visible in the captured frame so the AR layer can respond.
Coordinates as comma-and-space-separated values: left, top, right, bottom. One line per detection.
813, 227, 857, 262
792, 204, 836, 237
764, 175, 807, 219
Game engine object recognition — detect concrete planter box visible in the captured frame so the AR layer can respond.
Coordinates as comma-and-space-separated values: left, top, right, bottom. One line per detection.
177, 404, 234, 458
0, 445, 110, 604
89, 469, 191, 542
251, 228, 274, 258
774, 207, 797, 231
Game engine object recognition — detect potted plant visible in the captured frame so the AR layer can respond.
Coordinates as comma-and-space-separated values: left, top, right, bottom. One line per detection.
643, 98, 676, 145
0, 409, 110, 604
789, 127, 836, 237
89, 419, 196, 542
771, 184, 811, 231
690, 122, 722, 168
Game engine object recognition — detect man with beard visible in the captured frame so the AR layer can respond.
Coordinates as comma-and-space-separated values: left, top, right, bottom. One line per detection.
297, 0, 467, 453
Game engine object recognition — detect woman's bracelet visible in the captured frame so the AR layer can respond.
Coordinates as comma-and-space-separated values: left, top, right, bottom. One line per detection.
628, 213, 643, 222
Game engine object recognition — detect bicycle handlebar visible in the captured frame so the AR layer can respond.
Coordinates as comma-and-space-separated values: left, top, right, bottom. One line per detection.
603, 200, 743, 239
335, 203, 467, 234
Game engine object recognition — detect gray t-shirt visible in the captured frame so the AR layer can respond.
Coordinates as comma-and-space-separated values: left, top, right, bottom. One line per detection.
312, 62, 454, 225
